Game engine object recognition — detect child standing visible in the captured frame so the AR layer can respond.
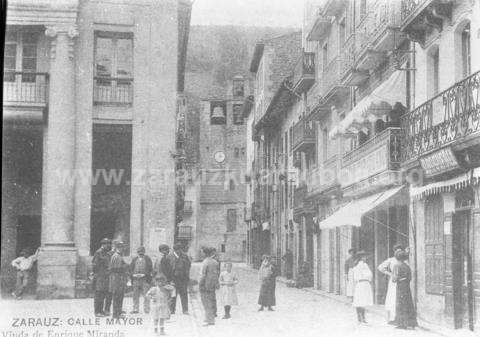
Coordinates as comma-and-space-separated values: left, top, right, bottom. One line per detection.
146, 275, 174, 335
219, 262, 238, 319
11, 248, 39, 299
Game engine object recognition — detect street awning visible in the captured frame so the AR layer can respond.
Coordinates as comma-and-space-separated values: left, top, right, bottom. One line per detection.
410, 168, 480, 199
330, 70, 406, 139
319, 185, 405, 229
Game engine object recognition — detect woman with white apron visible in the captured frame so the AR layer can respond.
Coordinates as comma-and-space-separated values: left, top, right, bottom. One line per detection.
378, 244, 403, 323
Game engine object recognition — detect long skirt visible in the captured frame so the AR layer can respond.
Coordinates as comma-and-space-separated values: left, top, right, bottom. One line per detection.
394, 280, 417, 327
258, 278, 276, 306
384, 277, 397, 320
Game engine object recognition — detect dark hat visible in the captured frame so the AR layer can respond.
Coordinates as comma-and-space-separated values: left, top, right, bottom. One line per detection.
158, 244, 169, 252
393, 244, 403, 252
173, 243, 183, 251
101, 238, 111, 244
137, 246, 146, 253
155, 274, 167, 281
356, 250, 367, 257
395, 250, 409, 261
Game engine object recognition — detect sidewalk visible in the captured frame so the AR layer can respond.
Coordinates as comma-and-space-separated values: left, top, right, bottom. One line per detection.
271, 273, 476, 337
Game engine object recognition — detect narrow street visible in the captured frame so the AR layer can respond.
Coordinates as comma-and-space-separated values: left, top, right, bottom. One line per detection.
1, 264, 442, 337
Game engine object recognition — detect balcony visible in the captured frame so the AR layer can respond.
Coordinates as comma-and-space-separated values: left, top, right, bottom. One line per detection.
341, 127, 402, 195
401, 71, 480, 165
306, 10, 331, 42
340, 34, 369, 87
319, 56, 349, 102
293, 184, 314, 219
177, 225, 193, 240
183, 200, 193, 215
3, 72, 49, 119
292, 52, 315, 94
293, 119, 315, 153
400, 0, 453, 45
94, 77, 133, 105
307, 156, 340, 197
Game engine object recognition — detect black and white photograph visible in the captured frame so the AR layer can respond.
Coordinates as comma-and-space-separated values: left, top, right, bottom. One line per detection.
1, 0, 479, 336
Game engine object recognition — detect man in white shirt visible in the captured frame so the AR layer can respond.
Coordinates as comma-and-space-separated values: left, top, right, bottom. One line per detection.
11, 248, 39, 299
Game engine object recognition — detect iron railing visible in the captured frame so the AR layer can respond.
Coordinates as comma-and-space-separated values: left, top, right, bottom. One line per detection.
401, 71, 480, 161
3, 71, 49, 105
177, 226, 193, 240
292, 119, 316, 151
292, 52, 315, 90
400, 0, 429, 23
93, 77, 133, 105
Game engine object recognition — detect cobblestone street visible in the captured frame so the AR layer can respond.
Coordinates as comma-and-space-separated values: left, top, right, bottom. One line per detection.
0, 264, 453, 337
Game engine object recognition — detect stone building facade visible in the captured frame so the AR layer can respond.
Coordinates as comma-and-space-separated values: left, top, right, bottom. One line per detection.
2, 0, 192, 298
182, 77, 250, 261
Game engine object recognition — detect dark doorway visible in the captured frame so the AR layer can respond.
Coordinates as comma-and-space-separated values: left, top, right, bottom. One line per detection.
16, 215, 41, 256
452, 209, 474, 331
90, 124, 132, 255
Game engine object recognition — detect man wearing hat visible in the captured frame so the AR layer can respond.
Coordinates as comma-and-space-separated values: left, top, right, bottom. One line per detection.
167, 243, 191, 314
153, 244, 172, 282
199, 246, 220, 326
92, 238, 112, 316
130, 246, 153, 314
109, 241, 128, 318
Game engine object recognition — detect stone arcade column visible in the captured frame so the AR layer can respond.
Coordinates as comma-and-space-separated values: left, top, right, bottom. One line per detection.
37, 25, 78, 299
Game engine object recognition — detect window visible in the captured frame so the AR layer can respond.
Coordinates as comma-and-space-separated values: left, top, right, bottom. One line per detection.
220, 244, 226, 253
359, 0, 367, 19
461, 23, 471, 78
425, 195, 444, 294
339, 18, 346, 48
4, 30, 38, 82
233, 79, 245, 97
322, 128, 328, 162
233, 104, 244, 124
322, 43, 329, 72
427, 46, 440, 98
227, 209, 237, 232
229, 179, 235, 191
234, 148, 240, 158
94, 32, 133, 104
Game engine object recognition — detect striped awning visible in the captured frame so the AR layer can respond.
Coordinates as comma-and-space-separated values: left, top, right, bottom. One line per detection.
319, 186, 405, 229
410, 168, 480, 199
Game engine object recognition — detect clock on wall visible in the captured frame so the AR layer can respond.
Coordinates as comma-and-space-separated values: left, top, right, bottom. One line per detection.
214, 151, 225, 163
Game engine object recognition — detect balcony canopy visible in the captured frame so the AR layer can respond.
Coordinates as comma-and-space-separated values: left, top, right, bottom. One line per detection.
319, 185, 405, 229
330, 70, 406, 139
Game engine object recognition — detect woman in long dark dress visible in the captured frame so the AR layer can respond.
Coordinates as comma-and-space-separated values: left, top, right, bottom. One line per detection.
258, 255, 276, 311
392, 250, 417, 329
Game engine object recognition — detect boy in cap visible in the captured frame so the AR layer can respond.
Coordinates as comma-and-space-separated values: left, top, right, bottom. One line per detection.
130, 246, 153, 314
11, 247, 39, 299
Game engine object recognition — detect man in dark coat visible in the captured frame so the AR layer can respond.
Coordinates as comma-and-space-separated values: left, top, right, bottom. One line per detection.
130, 246, 153, 314
92, 238, 112, 316
199, 247, 220, 326
168, 243, 191, 314
109, 241, 128, 318
153, 244, 172, 281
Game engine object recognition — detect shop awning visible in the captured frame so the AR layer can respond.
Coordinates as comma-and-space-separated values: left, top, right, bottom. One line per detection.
319, 185, 405, 229
330, 70, 406, 139
410, 168, 480, 199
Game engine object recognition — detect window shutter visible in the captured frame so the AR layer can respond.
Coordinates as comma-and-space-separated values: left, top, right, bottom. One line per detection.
425, 196, 444, 294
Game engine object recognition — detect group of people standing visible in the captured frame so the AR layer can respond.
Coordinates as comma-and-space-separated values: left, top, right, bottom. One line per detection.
344, 245, 417, 329
91, 239, 191, 334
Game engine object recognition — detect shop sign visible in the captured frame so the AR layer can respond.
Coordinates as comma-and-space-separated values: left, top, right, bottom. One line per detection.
420, 147, 460, 177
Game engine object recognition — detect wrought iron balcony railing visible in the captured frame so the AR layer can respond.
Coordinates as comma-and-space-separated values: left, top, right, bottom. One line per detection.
400, 0, 429, 24
401, 71, 480, 162
292, 119, 316, 153
183, 200, 193, 215
292, 52, 315, 94
3, 72, 49, 105
177, 225, 193, 240
94, 77, 133, 105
